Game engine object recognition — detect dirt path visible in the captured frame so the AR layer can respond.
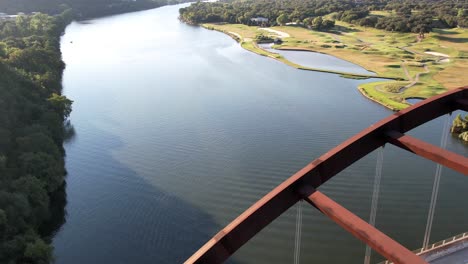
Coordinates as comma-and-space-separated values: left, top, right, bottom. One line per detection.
400, 64, 429, 92
399, 46, 425, 56
402, 62, 412, 81
376, 63, 429, 94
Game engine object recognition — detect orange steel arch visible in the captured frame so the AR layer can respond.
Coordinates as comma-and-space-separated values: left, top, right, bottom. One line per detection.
186, 87, 468, 264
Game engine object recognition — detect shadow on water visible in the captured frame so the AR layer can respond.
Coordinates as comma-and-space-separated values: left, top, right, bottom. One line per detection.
40, 182, 67, 240
53, 124, 238, 264
63, 120, 76, 143
39, 122, 77, 240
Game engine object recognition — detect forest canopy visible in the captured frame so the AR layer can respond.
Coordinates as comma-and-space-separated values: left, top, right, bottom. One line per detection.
0, 0, 196, 263
179, 0, 467, 33
0, 0, 191, 18
0, 11, 73, 264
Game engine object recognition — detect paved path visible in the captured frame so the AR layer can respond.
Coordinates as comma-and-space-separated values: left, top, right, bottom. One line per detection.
400, 63, 429, 92
375, 63, 429, 95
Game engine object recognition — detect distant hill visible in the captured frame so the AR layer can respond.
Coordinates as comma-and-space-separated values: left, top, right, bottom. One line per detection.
0, 0, 190, 19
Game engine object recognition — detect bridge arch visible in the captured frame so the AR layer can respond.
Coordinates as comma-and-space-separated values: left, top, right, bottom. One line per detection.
186, 87, 468, 264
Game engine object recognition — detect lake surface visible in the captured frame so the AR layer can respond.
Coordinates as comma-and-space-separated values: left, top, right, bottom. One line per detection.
54, 4, 468, 264
258, 43, 375, 75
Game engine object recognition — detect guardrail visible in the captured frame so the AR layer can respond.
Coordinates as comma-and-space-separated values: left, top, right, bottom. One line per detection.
381, 232, 468, 264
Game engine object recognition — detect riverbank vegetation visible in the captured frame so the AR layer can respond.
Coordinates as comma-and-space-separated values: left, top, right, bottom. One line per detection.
1, 1, 201, 262
0, 11, 73, 263
180, 0, 466, 31
180, 0, 467, 111
451, 114, 468, 143
0, 0, 191, 19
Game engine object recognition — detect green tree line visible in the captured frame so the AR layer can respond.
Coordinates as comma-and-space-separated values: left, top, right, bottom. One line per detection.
0, 11, 73, 264
0, 1, 197, 262
0, 0, 192, 19
179, 0, 467, 33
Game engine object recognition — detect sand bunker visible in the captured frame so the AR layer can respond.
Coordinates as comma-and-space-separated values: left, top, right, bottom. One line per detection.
424, 51, 450, 57
259, 28, 290, 38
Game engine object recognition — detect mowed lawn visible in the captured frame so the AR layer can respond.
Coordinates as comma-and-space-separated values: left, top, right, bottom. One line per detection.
203, 22, 467, 110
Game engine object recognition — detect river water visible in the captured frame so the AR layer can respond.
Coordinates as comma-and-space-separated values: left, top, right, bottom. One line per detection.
53, 4, 468, 264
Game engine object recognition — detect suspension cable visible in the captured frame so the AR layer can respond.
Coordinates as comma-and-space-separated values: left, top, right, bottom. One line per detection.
294, 200, 303, 264
364, 147, 385, 264
422, 114, 451, 249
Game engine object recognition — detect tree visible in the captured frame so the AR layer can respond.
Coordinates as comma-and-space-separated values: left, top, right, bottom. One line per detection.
412, 23, 430, 38
47, 93, 73, 120
0, 209, 6, 239
2, 22, 19, 37
255, 32, 274, 42
0, 191, 31, 234
396, 6, 411, 17
311, 16, 323, 30
359, 16, 378, 27
276, 13, 288, 25
15, 15, 29, 36
19, 152, 65, 192
303, 17, 313, 26
322, 19, 335, 30
24, 239, 53, 264
0, 128, 11, 153
457, 8, 466, 18
179, 0, 466, 31
29, 13, 52, 35
12, 176, 50, 225
16, 132, 61, 158
0, 155, 6, 173
0, 42, 6, 58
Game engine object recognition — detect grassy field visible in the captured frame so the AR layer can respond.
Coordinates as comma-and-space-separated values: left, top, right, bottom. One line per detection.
203, 24, 380, 78
203, 22, 468, 111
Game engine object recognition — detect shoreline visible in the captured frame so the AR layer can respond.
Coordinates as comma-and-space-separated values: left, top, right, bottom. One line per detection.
203, 24, 410, 111
358, 86, 403, 111
275, 46, 377, 75
204, 24, 398, 80
197, 22, 467, 112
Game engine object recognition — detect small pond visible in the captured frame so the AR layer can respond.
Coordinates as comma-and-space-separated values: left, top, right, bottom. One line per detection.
258, 43, 376, 76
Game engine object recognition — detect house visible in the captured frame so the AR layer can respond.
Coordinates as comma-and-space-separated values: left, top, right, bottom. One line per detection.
250, 17, 269, 23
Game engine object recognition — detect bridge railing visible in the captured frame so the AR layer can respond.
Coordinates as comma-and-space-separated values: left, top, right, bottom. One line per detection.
414, 232, 468, 255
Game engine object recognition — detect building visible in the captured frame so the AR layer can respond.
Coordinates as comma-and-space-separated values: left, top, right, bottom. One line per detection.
250, 17, 268, 23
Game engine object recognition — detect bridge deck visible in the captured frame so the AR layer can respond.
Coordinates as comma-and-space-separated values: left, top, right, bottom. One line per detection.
430, 247, 468, 264
381, 232, 468, 264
